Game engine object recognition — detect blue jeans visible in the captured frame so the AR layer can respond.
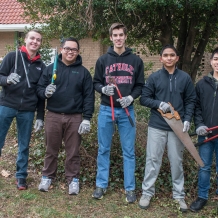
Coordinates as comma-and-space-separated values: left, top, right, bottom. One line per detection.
0, 106, 34, 178
96, 105, 136, 191
198, 136, 218, 199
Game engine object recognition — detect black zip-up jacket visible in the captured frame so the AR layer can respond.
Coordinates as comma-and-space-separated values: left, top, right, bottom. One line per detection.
140, 67, 196, 131
36, 54, 94, 120
93, 46, 145, 107
194, 71, 218, 136
0, 50, 46, 120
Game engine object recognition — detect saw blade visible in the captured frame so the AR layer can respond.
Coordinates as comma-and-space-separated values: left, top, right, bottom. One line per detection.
163, 117, 204, 167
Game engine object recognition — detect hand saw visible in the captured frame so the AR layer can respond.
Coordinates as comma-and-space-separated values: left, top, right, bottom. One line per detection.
157, 103, 204, 167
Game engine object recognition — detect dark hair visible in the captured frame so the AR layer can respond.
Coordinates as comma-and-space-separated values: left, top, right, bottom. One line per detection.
210, 47, 218, 59
61, 37, 80, 50
109, 23, 127, 36
160, 44, 178, 56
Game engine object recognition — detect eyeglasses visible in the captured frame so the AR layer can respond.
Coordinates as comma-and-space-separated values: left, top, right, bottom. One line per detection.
63, 47, 79, 53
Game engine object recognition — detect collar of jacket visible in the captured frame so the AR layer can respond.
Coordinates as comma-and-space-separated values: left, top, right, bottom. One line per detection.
20, 45, 41, 62
162, 66, 178, 75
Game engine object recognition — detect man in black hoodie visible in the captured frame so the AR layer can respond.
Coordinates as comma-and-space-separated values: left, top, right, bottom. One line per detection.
190, 48, 218, 212
0, 29, 45, 190
92, 23, 145, 203
138, 45, 196, 212
36, 37, 94, 195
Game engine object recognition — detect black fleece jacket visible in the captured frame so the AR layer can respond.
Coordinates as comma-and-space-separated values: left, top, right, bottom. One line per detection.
140, 67, 196, 131
93, 46, 145, 107
194, 71, 218, 136
36, 54, 94, 120
0, 50, 46, 120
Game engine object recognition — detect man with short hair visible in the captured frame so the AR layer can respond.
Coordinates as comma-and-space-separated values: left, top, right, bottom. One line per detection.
190, 47, 218, 212
0, 29, 46, 190
139, 45, 196, 211
92, 23, 145, 203
37, 37, 94, 195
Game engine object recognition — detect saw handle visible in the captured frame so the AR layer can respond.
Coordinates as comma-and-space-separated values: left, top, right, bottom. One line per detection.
157, 102, 180, 120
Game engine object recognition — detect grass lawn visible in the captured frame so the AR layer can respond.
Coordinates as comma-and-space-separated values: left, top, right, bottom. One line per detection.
0, 134, 217, 218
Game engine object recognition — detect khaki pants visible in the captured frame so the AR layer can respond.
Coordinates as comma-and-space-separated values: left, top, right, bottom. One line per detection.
42, 111, 82, 184
142, 127, 185, 199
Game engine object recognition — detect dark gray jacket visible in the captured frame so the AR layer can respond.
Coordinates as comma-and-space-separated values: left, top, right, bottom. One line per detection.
194, 72, 218, 136
140, 67, 196, 131
0, 50, 46, 120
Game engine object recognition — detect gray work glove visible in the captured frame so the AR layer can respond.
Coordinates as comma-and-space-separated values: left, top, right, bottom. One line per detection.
78, 120, 90, 134
34, 119, 44, 132
7, 73, 21, 84
45, 84, 56, 98
159, 102, 174, 114
116, 95, 133, 108
196, 126, 209, 136
102, 84, 115, 96
183, 121, 190, 132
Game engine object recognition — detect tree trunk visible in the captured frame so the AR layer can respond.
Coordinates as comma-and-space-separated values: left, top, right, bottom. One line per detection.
182, 18, 198, 75
176, 13, 188, 70
190, 21, 212, 81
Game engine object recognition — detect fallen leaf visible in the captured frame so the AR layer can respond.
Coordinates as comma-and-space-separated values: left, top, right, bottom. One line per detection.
60, 183, 66, 190
1, 170, 11, 177
211, 196, 218, 200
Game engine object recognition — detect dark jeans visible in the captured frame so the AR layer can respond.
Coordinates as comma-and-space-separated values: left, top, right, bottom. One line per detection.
0, 105, 34, 178
42, 111, 82, 184
198, 136, 218, 199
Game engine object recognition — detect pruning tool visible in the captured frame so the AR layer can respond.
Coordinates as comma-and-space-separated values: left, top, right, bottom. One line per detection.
194, 126, 218, 147
14, 40, 19, 74
51, 47, 58, 84
108, 74, 116, 133
109, 76, 135, 127
20, 50, 31, 88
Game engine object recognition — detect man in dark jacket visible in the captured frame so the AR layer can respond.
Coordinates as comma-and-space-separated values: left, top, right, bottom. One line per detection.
37, 37, 94, 195
92, 23, 145, 203
138, 45, 196, 212
190, 48, 218, 212
0, 29, 45, 190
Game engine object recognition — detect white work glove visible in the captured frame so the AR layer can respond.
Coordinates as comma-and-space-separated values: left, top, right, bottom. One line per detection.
34, 119, 44, 132
45, 84, 56, 98
159, 102, 173, 114
116, 95, 133, 108
102, 84, 115, 96
7, 73, 21, 84
78, 120, 90, 134
196, 126, 209, 136
183, 121, 190, 132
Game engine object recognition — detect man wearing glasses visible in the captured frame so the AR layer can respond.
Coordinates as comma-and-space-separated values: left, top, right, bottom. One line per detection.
36, 37, 94, 195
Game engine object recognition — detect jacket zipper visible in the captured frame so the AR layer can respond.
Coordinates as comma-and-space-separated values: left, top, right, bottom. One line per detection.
211, 84, 217, 124
169, 76, 172, 92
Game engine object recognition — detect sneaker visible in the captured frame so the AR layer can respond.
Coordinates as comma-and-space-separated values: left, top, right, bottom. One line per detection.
189, 197, 207, 212
69, 178, 79, 195
92, 187, 107, 199
38, 176, 52, 192
16, 178, 28, 190
174, 198, 188, 212
139, 194, 151, 209
125, 190, 136, 203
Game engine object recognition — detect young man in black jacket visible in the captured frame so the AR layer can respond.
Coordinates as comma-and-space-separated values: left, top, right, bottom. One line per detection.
0, 29, 45, 190
139, 45, 196, 212
190, 48, 218, 212
92, 23, 145, 203
37, 37, 94, 195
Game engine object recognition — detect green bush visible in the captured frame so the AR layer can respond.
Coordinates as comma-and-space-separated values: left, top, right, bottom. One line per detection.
27, 94, 217, 198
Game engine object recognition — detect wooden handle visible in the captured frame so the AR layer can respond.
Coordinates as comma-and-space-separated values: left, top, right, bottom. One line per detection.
157, 102, 181, 120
